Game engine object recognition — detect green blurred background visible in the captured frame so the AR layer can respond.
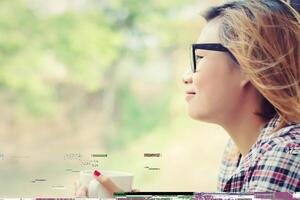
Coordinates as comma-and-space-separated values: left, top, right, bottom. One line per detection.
0, 0, 229, 197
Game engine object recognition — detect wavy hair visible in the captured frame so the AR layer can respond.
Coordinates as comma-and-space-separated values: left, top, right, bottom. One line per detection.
203, 0, 300, 132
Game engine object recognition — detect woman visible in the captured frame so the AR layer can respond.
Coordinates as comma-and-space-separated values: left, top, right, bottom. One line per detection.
76, 0, 300, 195
184, 0, 300, 192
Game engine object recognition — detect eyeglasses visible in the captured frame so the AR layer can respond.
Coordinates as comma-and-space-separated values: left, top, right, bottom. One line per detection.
191, 43, 238, 73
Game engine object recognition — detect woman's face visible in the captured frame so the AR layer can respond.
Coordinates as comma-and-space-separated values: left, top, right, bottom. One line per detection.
183, 19, 245, 124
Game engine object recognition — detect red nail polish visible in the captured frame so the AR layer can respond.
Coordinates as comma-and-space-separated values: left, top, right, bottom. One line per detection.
94, 170, 101, 177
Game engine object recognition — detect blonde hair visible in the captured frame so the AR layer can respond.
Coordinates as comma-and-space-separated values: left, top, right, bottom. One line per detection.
204, 0, 300, 132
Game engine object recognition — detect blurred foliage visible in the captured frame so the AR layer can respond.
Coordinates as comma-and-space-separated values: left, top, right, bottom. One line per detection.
0, 0, 198, 147
105, 83, 171, 149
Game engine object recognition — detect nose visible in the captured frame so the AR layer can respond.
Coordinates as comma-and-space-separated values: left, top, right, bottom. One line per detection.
182, 68, 193, 84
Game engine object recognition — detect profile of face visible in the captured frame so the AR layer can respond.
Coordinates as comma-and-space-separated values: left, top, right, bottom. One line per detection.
183, 19, 251, 125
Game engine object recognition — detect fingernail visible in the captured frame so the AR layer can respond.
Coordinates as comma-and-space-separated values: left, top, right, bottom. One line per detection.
94, 170, 101, 177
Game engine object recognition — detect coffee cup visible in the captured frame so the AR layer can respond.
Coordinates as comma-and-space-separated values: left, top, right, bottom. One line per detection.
79, 170, 133, 198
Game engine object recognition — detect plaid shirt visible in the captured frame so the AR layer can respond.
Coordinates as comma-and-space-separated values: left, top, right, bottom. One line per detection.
217, 114, 300, 192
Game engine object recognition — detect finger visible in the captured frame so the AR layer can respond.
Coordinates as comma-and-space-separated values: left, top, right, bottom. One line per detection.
93, 170, 123, 196
74, 180, 81, 196
73, 182, 76, 196
76, 186, 88, 197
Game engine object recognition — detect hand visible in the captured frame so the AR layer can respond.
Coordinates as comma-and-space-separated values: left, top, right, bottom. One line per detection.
93, 170, 140, 197
74, 180, 88, 197
93, 170, 123, 197
74, 170, 140, 198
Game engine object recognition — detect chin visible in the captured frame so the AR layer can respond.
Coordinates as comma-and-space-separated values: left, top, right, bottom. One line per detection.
188, 109, 207, 120
187, 109, 217, 124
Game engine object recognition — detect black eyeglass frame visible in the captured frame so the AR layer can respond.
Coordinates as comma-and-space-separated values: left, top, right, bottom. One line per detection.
191, 43, 238, 73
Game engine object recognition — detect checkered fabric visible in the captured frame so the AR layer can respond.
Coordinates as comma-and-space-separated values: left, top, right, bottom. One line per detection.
217, 114, 300, 192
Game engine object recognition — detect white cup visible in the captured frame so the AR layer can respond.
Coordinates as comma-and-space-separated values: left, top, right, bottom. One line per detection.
79, 170, 133, 198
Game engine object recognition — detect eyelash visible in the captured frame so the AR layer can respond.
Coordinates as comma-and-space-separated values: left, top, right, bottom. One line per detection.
196, 55, 204, 61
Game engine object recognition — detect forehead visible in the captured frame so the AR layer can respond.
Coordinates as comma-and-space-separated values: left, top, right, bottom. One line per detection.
197, 18, 222, 44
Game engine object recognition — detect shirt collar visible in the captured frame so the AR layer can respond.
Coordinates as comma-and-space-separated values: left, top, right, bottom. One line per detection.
258, 113, 281, 142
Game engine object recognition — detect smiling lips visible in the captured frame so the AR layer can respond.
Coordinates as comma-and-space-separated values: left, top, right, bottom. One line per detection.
185, 90, 196, 101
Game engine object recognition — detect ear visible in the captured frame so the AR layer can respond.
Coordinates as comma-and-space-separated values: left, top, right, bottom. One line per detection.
240, 71, 251, 88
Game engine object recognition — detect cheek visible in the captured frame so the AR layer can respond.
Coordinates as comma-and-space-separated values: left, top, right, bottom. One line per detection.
193, 67, 225, 101
189, 65, 241, 120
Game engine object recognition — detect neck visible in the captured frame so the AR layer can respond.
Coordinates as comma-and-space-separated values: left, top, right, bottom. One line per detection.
223, 112, 267, 157
220, 89, 268, 158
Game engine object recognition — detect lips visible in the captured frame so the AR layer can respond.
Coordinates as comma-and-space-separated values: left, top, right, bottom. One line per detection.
186, 91, 196, 95
185, 90, 196, 102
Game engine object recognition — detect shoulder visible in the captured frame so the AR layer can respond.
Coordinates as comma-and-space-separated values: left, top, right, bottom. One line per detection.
247, 123, 300, 192
259, 122, 300, 154
256, 122, 300, 171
